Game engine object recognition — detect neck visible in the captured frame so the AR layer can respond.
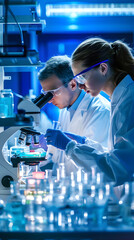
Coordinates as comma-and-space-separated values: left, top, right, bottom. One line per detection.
69, 89, 82, 106
103, 81, 116, 97
103, 71, 127, 97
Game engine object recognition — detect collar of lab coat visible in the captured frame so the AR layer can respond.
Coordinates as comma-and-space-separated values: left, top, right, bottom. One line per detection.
111, 75, 133, 106
67, 90, 86, 120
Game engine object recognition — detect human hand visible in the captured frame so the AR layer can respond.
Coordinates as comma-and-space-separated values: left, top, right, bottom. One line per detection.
64, 132, 86, 144
45, 129, 72, 150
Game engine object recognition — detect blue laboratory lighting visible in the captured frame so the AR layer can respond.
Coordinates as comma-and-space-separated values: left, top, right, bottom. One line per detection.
46, 3, 134, 17
37, 3, 41, 17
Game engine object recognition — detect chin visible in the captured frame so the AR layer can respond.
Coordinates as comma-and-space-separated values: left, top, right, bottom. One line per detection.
90, 91, 100, 97
57, 105, 64, 109
54, 103, 67, 109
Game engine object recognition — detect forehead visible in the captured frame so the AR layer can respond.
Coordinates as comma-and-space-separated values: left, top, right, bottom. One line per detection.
72, 61, 85, 76
40, 74, 62, 91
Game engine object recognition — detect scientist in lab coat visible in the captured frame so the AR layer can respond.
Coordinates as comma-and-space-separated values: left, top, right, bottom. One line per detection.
45, 38, 134, 185
38, 55, 110, 175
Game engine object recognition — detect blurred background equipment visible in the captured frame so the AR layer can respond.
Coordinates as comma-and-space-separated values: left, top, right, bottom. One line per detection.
0, 0, 46, 200
1, 0, 134, 122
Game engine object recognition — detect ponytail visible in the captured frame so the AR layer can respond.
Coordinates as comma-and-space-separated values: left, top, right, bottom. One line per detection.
111, 41, 134, 80
71, 38, 134, 81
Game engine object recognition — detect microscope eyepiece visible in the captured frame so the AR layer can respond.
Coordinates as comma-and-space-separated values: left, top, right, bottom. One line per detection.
34, 92, 53, 108
32, 93, 44, 104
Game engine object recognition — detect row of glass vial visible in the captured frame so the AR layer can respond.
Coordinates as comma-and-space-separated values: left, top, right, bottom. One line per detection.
23, 174, 121, 231
1, 172, 134, 232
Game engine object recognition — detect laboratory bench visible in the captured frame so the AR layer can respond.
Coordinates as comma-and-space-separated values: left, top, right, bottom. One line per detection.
0, 227, 134, 240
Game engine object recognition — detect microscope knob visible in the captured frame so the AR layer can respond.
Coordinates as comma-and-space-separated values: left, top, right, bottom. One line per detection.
1, 175, 14, 188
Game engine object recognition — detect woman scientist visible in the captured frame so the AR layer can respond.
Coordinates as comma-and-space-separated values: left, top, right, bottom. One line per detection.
45, 37, 134, 186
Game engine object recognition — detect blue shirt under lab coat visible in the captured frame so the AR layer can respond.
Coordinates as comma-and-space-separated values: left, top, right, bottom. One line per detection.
46, 90, 110, 175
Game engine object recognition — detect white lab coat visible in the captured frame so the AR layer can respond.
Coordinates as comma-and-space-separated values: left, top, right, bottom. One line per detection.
48, 91, 110, 175
66, 75, 134, 185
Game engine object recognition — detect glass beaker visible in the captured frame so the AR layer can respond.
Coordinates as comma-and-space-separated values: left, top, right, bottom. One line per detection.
0, 89, 14, 117
119, 181, 134, 226
52, 120, 61, 130
5, 181, 26, 231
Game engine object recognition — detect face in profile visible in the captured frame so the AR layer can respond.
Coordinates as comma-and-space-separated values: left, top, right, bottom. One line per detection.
72, 61, 108, 97
40, 75, 76, 109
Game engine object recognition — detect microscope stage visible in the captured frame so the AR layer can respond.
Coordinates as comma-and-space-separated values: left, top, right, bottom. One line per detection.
11, 151, 47, 167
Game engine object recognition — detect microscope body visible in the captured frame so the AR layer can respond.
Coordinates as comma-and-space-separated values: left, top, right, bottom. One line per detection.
0, 99, 39, 200
18, 98, 41, 126
0, 126, 26, 200
0, 92, 52, 200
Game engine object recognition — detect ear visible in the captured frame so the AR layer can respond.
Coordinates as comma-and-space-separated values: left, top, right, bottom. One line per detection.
69, 79, 77, 91
99, 63, 108, 76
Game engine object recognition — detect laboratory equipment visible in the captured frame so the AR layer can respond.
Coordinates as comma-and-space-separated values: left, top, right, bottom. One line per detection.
0, 89, 14, 117
11, 147, 46, 168
0, 165, 129, 232
5, 181, 25, 231
0, 199, 8, 231
0, 0, 46, 201
0, 1, 45, 69
10, 137, 30, 158
18, 92, 53, 126
0, 111, 33, 200
0, 91, 52, 200
24, 178, 38, 231
17, 127, 41, 146
105, 183, 121, 226
119, 181, 134, 226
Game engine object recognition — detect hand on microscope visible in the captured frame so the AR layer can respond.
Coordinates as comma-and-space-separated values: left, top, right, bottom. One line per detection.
45, 129, 86, 150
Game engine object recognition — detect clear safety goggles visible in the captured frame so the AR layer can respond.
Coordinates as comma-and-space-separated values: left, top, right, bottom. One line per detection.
73, 60, 108, 84
41, 84, 65, 96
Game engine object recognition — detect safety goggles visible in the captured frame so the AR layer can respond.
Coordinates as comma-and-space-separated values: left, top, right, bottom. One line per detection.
73, 60, 108, 84
41, 85, 65, 96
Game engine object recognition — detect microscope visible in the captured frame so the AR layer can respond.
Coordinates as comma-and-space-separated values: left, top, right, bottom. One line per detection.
10, 127, 45, 167
0, 92, 53, 200
0, 0, 48, 200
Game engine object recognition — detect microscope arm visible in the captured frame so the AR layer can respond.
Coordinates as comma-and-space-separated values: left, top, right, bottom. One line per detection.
18, 99, 41, 126
0, 126, 27, 197
0, 92, 53, 199
17, 92, 53, 126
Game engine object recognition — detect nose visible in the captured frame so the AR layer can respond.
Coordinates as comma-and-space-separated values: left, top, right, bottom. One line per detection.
78, 83, 86, 90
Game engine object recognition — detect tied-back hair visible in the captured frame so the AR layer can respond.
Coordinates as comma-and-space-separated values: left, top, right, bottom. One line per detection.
38, 55, 74, 86
71, 38, 134, 80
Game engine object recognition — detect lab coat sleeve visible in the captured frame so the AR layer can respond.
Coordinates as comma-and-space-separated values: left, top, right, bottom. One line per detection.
65, 130, 133, 186
44, 109, 63, 165
65, 84, 134, 185
83, 106, 110, 149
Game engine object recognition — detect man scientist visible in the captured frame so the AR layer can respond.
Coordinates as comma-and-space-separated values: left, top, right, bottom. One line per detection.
38, 55, 110, 175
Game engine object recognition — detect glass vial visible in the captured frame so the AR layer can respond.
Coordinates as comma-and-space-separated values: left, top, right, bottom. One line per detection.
0, 89, 14, 117
5, 181, 26, 231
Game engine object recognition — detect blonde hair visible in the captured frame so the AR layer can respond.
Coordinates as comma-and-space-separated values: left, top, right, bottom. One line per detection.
71, 38, 134, 80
